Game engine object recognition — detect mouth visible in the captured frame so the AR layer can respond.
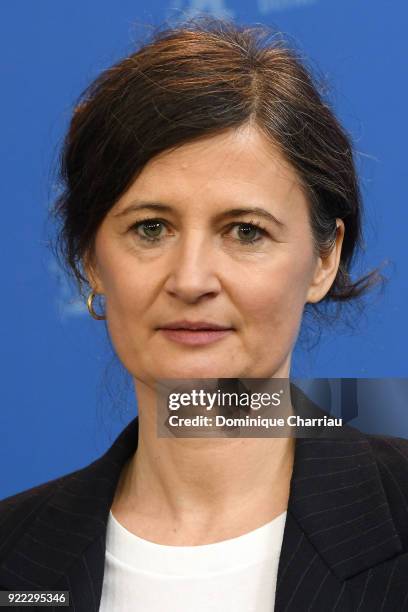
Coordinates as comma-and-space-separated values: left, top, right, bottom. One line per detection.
158, 328, 233, 346
157, 322, 234, 346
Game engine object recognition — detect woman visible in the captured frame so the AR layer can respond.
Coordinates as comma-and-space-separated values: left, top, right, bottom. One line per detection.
1, 17, 407, 612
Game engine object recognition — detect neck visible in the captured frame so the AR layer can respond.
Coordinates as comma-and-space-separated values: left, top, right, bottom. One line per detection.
111, 379, 295, 545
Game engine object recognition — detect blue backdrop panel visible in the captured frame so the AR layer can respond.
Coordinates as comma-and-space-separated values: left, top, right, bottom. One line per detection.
1, 0, 407, 499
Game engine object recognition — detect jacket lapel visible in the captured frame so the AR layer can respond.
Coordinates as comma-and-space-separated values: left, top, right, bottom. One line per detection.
275, 386, 403, 610
0, 387, 403, 611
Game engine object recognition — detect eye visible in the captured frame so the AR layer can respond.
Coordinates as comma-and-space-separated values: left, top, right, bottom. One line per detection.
130, 218, 167, 242
229, 221, 268, 244
128, 217, 269, 246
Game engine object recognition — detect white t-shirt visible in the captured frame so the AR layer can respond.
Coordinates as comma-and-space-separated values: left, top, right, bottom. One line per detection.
99, 509, 287, 612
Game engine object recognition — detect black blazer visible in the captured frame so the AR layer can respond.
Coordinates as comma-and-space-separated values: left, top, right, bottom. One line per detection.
1, 387, 408, 611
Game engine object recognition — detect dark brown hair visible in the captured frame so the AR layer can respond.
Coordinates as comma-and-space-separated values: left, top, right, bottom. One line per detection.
51, 16, 383, 326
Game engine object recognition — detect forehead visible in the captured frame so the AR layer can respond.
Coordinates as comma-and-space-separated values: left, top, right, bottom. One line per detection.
113, 125, 309, 220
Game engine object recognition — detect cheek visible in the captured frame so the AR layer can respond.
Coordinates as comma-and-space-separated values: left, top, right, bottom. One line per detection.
102, 268, 153, 375
237, 253, 313, 335
94, 245, 154, 345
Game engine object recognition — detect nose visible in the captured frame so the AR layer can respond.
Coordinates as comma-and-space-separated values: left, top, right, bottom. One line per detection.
163, 230, 222, 303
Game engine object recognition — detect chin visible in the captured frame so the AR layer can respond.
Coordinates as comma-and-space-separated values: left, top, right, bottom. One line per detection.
153, 361, 245, 380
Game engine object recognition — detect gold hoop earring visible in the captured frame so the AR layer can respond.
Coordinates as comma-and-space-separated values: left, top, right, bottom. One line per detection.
87, 291, 106, 321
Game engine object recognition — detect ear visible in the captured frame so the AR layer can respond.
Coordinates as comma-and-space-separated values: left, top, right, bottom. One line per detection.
83, 249, 105, 294
306, 219, 345, 304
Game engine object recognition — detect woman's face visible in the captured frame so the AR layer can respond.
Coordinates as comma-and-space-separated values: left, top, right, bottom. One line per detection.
87, 125, 343, 385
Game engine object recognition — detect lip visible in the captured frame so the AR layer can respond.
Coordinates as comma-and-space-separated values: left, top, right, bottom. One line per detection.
158, 328, 233, 346
158, 320, 233, 331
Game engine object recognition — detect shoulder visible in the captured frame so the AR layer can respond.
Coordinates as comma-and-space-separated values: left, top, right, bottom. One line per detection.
364, 432, 408, 546
0, 474, 67, 515
0, 418, 138, 565
364, 432, 408, 494
0, 435, 131, 566
0, 474, 71, 561
365, 432, 408, 475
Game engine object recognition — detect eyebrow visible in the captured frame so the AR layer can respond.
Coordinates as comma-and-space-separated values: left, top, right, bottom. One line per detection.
114, 202, 287, 229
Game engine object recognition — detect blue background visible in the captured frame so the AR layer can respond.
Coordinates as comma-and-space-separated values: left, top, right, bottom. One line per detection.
1, 0, 407, 499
